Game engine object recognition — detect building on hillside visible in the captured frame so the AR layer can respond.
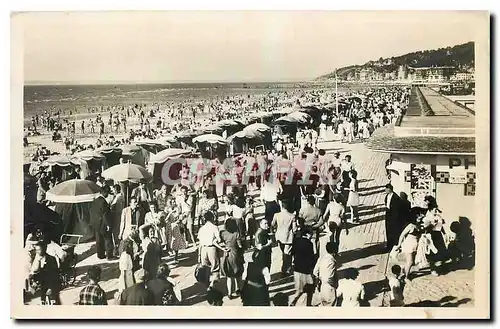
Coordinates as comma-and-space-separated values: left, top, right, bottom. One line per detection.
385, 72, 397, 80
407, 66, 456, 84
451, 72, 475, 81
359, 69, 370, 81
366, 86, 476, 227
347, 71, 356, 81
398, 65, 408, 80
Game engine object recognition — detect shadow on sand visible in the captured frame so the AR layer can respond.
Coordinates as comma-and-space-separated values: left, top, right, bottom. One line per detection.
405, 296, 472, 307
339, 242, 387, 264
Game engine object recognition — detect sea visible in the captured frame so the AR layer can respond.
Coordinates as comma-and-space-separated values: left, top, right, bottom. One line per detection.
22, 82, 335, 117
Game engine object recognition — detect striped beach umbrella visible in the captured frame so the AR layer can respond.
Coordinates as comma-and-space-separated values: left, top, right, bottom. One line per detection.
45, 179, 101, 203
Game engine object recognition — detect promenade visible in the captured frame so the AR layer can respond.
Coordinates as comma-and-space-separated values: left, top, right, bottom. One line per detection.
28, 135, 475, 307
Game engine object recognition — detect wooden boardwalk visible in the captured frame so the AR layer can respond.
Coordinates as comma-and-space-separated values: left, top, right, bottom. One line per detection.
321, 140, 391, 307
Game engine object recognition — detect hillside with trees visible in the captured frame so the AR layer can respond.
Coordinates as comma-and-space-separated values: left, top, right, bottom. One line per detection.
317, 41, 474, 80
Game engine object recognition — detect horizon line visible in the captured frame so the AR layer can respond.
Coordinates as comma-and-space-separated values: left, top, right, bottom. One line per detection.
24, 78, 314, 86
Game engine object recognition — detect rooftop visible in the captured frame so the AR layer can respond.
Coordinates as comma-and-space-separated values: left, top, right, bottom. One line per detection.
366, 126, 475, 155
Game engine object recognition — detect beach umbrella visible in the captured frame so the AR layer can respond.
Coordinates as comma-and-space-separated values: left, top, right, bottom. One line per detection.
227, 129, 265, 143
349, 95, 364, 103
96, 146, 123, 168
121, 144, 144, 156
133, 139, 167, 154
46, 179, 101, 203
44, 154, 73, 167
201, 124, 224, 135
244, 123, 271, 133
192, 134, 227, 145
216, 119, 245, 130
155, 135, 178, 145
71, 150, 105, 162
149, 148, 193, 164
273, 112, 311, 125
300, 106, 322, 113
101, 162, 152, 183
252, 112, 274, 119
119, 144, 150, 167
97, 146, 123, 156
287, 111, 312, 122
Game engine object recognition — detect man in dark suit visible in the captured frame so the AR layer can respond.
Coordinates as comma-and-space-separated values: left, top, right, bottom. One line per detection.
90, 185, 115, 260
384, 184, 401, 251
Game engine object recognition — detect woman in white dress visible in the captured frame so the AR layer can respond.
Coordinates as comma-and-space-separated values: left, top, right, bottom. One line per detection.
358, 119, 371, 141
323, 194, 347, 254
345, 170, 360, 223
118, 238, 135, 292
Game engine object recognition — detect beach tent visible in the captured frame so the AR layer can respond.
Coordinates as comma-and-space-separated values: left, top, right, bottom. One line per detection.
176, 131, 199, 148
300, 106, 329, 127
97, 146, 123, 169
133, 139, 168, 154
154, 135, 181, 149
215, 120, 245, 135
193, 134, 227, 145
71, 150, 105, 177
148, 148, 193, 189
24, 200, 63, 244
273, 111, 312, 126
53, 202, 94, 243
120, 144, 150, 167
43, 154, 76, 181
192, 134, 228, 160
248, 112, 274, 125
244, 123, 272, 133
227, 129, 270, 154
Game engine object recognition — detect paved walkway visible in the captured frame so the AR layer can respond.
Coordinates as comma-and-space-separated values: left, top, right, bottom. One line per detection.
27, 135, 475, 308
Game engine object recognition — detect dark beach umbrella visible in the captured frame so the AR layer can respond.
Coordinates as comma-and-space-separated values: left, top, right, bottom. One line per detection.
227, 129, 265, 143
177, 131, 200, 146
273, 112, 311, 125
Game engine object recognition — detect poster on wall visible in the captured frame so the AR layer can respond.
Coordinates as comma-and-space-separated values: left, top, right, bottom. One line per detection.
409, 163, 436, 207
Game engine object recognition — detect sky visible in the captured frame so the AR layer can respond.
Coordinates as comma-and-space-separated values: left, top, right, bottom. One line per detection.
17, 11, 483, 84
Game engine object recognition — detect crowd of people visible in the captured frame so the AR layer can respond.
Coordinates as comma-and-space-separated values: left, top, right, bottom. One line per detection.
23, 85, 474, 307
